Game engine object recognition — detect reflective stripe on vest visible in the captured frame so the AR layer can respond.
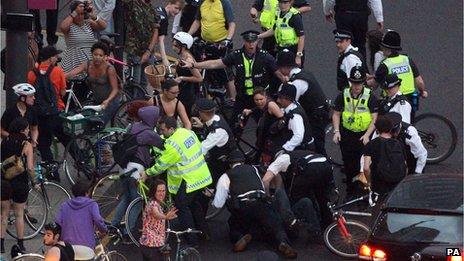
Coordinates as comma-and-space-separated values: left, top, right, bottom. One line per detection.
274, 8, 299, 47
382, 55, 415, 95
242, 53, 255, 95
342, 87, 372, 132
164, 128, 212, 194
259, 0, 278, 29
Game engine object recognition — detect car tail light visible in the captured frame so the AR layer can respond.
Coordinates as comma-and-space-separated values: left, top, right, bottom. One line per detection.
448, 255, 463, 261
359, 244, 387, 261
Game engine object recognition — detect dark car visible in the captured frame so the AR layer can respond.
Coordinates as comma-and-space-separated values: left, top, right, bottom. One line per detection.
359, 173, 463, 261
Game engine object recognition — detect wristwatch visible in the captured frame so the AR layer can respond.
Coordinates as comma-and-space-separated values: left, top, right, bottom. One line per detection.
296, 52, 303, 57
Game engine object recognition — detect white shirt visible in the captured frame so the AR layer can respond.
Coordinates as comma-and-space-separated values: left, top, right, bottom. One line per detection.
172, 12, 182, 35
323, 0, 384, 23
340, 45, 363, 81
267, 153, 328, 175
201, 115, 229, 155
289, 68, 308, 101
282, 103, 305, 151
94, 0, 115, 24
404, 125, 427, 173
387, 91, 412, 124
373, 50, 385, 72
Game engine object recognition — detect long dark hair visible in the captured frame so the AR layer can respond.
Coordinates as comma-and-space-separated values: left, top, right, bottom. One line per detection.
366, 30, 384, 69
146, 177, 167, 202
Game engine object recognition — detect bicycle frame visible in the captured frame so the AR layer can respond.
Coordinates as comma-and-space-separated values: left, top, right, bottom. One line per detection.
64, 81, 84, 113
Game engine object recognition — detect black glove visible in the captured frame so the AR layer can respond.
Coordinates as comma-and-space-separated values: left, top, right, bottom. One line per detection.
221, 39, 233, 49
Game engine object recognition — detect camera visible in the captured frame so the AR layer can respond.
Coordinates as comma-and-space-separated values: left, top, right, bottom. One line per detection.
83, 1, 93, 13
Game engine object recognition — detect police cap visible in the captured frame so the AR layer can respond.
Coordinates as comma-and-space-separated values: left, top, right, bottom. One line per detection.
228, 149, 245, 164
380, 30, 402, 50
348, 65, 366, 83
195, 98, 216, 112
382, 73, 402, 89
333, 29, 353, 41
277, 83, 297, 101
276, 49, 296, 67
241, 30, 260, 42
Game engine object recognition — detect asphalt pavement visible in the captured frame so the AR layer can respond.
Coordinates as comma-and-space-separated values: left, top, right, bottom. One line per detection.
1, 0, 462, 260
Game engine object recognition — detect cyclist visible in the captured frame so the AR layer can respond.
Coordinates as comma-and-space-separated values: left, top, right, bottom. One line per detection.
258, 0, 305, 67
148, 79, 192, 129
250, 0, 311, 56
212, 150, 297, 258
367, 30, 427, 121
143, 116, 212, 247
1, 83, 38, 147
385, 112, 427, 174
172, 32, 203, 117
378, 73, 412, 124
65, 41, 120, 124
191, 98, 237, 182
181, 30, 281, 120
187, 0, 236, 99
155, 0, 185, 67
332, 66, 378, 198
1, 118, 37, 254
276, 49, 329, 155
333, 29, 366, 91
43, 223, 75, 261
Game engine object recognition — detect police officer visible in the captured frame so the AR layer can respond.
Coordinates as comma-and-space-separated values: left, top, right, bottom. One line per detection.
182, 31, 281, 116
323, 0, 384, 59
332, 66, 378, 197
250, 0, 311, 56
368, 30, 427, 120
262, 150, 336, 233
258, 0, 305, 67
385, 112, 427, 174
378, 74, 412, 124
274, 83, 314, 154
144, 116, 212, 246
276, 49, 330, 155
192, 98, 237, 182
334, 29, 366, 91
212, 149, 297, 258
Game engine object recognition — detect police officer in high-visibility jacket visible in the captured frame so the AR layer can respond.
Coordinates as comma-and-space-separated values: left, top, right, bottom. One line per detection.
143, 116, 212, 246
368, 30, 427, 121
332, 66, 378, 197
258, 0, 305, 67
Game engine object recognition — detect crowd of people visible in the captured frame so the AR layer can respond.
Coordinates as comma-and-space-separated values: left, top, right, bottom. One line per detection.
0, 0, 431, 259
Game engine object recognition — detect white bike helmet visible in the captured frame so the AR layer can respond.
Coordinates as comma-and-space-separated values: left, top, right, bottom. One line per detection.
173, 32, 194, 49
13, 83, 36, 96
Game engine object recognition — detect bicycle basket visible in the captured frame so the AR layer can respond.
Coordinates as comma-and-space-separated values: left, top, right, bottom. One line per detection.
60, 109, 104, 137
144, 64, 166, 91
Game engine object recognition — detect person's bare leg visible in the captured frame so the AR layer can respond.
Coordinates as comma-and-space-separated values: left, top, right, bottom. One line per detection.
1, 200, 10, 253
13, 202, 25, 240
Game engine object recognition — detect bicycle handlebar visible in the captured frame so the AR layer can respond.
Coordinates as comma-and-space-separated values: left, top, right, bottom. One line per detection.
166, 228, 203, 235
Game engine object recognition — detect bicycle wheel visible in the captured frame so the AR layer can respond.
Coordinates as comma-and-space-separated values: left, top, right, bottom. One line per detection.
324, 123, 343, 167
7, 188, 47, 240
414, 113, 457, 164
125, 197, 144, 247
180, 247, 201, 261
64, 137, 95, 185
91, 174, 125, 224
323, 219, 370, 258
99, 251, 128, 261
111, 99, 139, 128
35, 182, 71, 234
12, 253, 45, 261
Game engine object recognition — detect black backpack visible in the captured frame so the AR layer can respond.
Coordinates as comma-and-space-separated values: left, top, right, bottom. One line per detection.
33, 65, 59, 116
378, 138, 407, 183
112, 128, 149, 168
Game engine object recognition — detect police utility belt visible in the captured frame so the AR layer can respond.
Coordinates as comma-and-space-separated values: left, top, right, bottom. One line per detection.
231, 190, 267, 207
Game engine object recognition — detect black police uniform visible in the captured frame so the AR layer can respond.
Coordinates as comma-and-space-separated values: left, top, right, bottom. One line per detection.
334, 0, 370, 59
226, 164, 291, 246
290, 70, 330, 155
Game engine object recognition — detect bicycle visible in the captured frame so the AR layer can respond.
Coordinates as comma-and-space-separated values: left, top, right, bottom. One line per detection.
6, 162, 71, 240
323, 191, 379, 258
93, 225, 128, 261
11, 253, 45, 261
160, 228, 202, 261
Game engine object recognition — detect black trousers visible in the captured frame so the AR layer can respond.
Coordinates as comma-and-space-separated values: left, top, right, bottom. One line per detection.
335, 11, 369, 61
261, 36, 277, 57
277, 45, 305, 69
140, 246, 163, 261
228, 200, 289, 247
37, 114, 71, 162
339, 129, 365, 197
308, 109, 330, 156
30, 1, 59, 47
173, 181, 205, 246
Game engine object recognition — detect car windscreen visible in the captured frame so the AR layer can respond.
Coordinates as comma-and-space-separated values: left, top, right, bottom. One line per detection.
372, 212, 463, 244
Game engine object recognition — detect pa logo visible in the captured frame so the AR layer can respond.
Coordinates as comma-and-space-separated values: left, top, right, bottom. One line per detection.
446, 248, 461, 256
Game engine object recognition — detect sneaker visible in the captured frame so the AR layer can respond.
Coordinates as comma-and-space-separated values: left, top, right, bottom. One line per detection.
278, 242, 297, 259
233, 234, 252, 252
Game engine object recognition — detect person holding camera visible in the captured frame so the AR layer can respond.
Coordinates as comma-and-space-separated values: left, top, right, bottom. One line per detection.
60, 0, 107, 73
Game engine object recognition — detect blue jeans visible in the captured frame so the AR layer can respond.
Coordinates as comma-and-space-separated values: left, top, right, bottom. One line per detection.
100, 96, 120, 125
274, 188, 321, 233
111, 177, 139, 229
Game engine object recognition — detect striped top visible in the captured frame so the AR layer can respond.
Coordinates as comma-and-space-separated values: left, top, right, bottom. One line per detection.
61, 21, 96, 74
